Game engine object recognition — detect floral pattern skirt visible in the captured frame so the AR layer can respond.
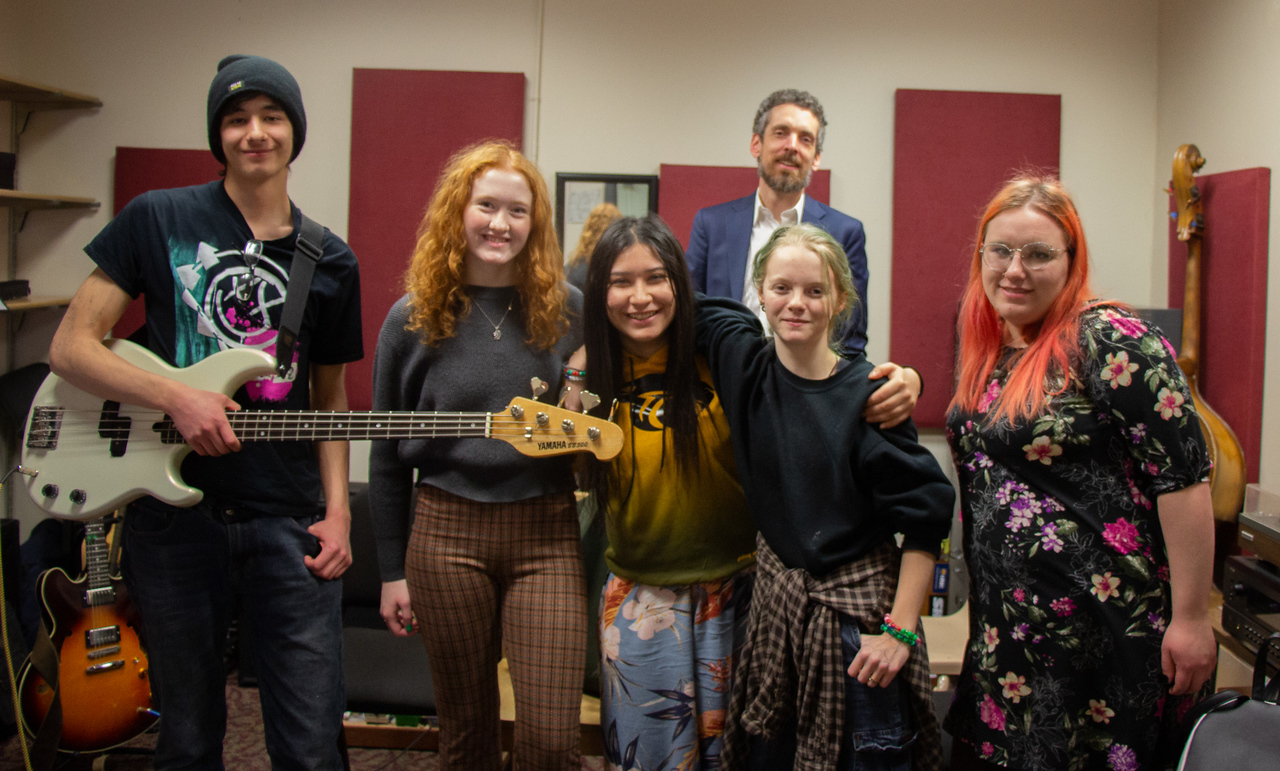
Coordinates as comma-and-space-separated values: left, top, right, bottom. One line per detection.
599, 569, 754, 771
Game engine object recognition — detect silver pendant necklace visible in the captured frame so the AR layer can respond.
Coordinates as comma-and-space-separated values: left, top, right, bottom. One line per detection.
475, 296, 514, 341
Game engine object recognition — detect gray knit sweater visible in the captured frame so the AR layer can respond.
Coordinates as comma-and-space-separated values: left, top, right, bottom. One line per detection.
368, 285, 584, 582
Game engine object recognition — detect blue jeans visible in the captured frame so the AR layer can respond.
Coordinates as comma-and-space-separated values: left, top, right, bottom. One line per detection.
123, 498, 345, 770
746, 617, 917, 771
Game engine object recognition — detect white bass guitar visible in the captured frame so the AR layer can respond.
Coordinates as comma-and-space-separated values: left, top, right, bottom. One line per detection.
22, 339, 621, 520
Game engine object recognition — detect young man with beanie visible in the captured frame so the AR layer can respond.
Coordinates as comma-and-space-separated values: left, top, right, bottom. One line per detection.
50, 54, 361, 769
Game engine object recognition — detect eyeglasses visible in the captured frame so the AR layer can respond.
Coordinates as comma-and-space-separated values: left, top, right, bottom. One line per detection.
980, 242, 1065, 272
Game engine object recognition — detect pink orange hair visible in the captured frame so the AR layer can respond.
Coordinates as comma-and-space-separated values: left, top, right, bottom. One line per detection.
950, 175, 1103, 423
403, 140, 568, 349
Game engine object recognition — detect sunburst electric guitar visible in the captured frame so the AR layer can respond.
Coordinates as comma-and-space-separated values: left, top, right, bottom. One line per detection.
18, 517, 158, 753
22, 339, 623, 521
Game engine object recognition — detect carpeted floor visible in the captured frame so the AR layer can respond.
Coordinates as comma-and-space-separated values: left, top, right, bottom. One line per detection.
1, 674, 605, 770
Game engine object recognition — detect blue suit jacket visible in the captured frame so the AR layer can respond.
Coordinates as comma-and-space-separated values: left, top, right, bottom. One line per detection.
685, 192, 869, 353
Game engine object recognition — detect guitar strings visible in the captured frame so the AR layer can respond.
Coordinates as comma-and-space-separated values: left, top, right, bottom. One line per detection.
25, 409, 606, 442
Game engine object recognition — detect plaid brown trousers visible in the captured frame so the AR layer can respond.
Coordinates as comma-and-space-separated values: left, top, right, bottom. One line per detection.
405, 485, 587, 770
721, 535, 942, 771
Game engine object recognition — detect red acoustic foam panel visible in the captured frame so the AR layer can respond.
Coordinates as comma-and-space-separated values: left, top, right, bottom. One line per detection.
890, 89, 1061, 427
111, 147, 224, 339
346, 69, 525, 409
1167, 166, 1270, 482
657, 164, 829, 249
114, 147, 224, 215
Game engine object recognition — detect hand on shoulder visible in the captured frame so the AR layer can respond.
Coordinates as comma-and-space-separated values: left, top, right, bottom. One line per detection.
863, 363, 921, 429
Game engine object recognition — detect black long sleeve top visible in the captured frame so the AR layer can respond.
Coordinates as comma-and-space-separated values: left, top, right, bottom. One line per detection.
695, 296, 955, 577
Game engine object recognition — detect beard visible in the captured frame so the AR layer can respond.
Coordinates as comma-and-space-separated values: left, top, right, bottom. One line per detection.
757, 153, 812, 194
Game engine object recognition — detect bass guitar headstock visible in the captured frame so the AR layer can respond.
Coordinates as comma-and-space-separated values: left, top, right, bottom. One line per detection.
493, 395, 623, 461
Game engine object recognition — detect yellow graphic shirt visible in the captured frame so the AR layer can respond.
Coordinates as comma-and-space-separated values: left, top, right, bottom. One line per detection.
604, 346, 756, 585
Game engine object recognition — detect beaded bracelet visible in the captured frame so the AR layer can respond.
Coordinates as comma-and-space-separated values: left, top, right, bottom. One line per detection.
881, 614, 918, 647
563, 366, 587, 382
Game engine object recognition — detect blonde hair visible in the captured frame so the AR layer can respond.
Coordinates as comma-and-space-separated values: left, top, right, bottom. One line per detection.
751, 223, 858, 349
567, 202, 623, 266
403, 141, 567, 349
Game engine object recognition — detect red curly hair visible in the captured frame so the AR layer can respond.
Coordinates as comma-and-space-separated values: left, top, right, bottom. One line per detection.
950, 175, 1104, 423
403, 140, 568, 349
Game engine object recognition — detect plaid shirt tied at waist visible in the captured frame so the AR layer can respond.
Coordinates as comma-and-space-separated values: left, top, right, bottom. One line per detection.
721, 534, 942, 771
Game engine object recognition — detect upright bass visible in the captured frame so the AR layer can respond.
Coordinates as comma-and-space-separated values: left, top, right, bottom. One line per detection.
1170, 144, 1247, 536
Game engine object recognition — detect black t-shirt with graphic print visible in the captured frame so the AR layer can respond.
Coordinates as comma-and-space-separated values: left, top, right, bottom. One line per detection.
85, 180, 363, 517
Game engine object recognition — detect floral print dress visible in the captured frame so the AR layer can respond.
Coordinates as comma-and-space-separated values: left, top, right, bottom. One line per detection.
944, 306, 1212, 771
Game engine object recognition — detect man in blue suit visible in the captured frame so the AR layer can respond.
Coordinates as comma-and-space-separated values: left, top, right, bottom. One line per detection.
686, 89, 919, 422
687, 89, 869, 352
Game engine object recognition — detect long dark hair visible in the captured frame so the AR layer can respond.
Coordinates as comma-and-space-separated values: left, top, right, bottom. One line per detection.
581, 214, 701, 515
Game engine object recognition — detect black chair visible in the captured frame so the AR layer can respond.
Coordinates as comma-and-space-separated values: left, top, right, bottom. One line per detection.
342, 483, 436, 719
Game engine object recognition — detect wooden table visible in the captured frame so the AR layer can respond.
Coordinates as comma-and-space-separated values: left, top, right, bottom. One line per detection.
921, 603, 969, 677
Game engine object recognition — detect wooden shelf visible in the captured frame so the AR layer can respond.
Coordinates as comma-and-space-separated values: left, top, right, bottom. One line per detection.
0, 75, 101, 110
2, 73, 99, 512
0, 189, 99, 212
1, 295, 72, 312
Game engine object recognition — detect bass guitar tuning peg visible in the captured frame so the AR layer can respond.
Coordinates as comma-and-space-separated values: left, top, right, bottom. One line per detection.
530, 377, 549, 399
580, 391, 601, 414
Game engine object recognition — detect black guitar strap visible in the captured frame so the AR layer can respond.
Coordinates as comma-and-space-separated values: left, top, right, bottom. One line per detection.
274, 215, 324, 378
28, 617, 62, 771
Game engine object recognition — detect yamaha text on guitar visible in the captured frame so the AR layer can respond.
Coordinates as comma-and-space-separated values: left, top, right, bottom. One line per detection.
21, 338, 624, 521
18, 517, 158, 752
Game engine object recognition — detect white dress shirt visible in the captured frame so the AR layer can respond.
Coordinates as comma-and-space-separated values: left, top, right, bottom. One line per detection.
743, 192, 805, 329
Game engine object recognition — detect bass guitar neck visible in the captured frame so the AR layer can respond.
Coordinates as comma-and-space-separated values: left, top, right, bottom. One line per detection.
22, 339, 622, 520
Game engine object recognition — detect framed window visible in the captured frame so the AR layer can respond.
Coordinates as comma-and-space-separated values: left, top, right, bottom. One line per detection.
555, 173, 659, 258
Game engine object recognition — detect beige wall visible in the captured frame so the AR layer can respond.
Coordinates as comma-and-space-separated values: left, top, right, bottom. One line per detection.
0, 0, 17, 79
1157, 0, 1278, 491
10, 0, 1269, 530
8, 0, 1164, 361
537, 0, 1163, 339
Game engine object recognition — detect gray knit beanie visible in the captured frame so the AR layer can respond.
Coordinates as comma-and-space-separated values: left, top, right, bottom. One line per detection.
207, 55, 306, 164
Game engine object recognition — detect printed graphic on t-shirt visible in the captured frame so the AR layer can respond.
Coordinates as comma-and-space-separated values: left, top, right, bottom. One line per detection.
619, 373, 714, 432
168, 237, 297, 401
